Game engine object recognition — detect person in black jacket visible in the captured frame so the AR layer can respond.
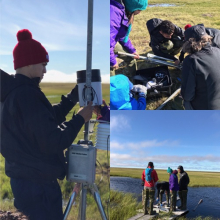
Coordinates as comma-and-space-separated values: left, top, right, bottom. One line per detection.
177, 165, 190, 210
146, 18, 184, 65
181, 24, 220, 110
0, 29, 93, 220
156, 181, 170, 207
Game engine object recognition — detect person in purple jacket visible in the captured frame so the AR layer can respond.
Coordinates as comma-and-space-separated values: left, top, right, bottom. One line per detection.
167, 167, 179, 212
110, 0, 148, 80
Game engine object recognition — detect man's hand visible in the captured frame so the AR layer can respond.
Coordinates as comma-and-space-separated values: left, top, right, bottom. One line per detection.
133, 52, 140, 59
113, 62, 119, 69
174, 60, 180, 66
132, 85, 147, 98
67, 84, 79, 103
77, 101, 93, 122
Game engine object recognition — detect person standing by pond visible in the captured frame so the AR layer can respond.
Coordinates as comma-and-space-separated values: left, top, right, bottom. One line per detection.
178, 165, 190, 210
141, 162, 158, 215
167, 168, 179, 212
110, 0, 148, 81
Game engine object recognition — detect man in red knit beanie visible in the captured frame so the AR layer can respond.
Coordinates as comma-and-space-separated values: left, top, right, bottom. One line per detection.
1, 29, 93, 220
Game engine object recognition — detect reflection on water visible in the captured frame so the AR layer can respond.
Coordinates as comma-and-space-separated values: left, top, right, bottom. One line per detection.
148, 4, 176, 7
110, 177, 220, 218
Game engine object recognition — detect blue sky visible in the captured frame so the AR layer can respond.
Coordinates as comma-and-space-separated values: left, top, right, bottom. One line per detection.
0, 0, 109, 83
111, 111, 220, 172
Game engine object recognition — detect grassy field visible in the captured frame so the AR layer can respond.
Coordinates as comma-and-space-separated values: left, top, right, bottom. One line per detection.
115, 0, 220, 110
111, 167, 220, 187
0, 83, 110, 220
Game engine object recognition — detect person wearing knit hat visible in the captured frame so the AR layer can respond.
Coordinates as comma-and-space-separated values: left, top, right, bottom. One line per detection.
177, 166, 190, 210
146, 18, 184, 66
167, 168, 179, 212
181, 24, 220, 110
0, 29, 94, 220
110, 0, 148, 81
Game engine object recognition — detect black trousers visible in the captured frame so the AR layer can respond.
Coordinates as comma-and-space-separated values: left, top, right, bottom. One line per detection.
10, 178, 63, 220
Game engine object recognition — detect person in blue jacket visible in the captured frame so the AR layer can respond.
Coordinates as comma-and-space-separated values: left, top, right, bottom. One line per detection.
110, 74, 147, 110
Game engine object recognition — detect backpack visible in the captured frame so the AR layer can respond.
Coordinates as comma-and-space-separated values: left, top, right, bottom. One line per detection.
145, 168, 153, 182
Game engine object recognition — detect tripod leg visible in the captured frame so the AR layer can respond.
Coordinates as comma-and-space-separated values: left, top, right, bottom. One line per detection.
63, 183, 81, 220
91, 183, 107, 220
78, 183, 88, 220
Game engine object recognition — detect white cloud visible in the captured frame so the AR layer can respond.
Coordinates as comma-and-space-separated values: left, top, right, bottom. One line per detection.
110, 139, 179, 150
111, 115, 130, 131
110, 153, 220, 171
42, 70, 109, 83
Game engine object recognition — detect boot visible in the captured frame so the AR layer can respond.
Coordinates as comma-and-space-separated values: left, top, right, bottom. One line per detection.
181, 190, 188, 210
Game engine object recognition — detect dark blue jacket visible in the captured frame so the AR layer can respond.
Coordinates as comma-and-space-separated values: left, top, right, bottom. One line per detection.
0, 70, 84, 180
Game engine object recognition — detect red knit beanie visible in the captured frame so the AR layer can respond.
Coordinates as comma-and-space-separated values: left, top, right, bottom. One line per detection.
184, 24, 192, 30
13, 29, 49, 70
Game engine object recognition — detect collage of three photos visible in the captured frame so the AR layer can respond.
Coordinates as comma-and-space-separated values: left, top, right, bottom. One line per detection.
1, 0, 220, 220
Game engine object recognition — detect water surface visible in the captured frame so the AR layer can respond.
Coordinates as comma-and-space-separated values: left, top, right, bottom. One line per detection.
111, 176, 220, 218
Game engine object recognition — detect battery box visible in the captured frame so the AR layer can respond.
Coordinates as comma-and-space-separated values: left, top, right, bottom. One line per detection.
66, 144, 96, 184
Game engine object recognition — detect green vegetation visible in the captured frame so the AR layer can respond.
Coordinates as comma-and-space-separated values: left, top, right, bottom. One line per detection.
110, 190, 142, 220
111, 167, 220, 187
0, 83, 110, 220
116, 0, 220, 110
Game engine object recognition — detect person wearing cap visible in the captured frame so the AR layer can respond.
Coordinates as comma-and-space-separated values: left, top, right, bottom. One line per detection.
156, 181, 170, 207
110, 0, 148, 80
181, 24, 220, 110
141, 162, 158, 215
110, 74, 147, 110
146, 19, 184, 66
0, 29, 93, 220
167, 167, 179, 212
177, 165, 190, 210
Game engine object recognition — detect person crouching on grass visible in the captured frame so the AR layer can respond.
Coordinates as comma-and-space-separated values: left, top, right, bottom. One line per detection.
181, 24, 220, 110
167, 167, 179, 212
0, 29, 93, 220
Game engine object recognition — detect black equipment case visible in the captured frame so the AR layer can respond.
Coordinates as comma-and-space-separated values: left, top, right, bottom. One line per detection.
133, 66, 172, 97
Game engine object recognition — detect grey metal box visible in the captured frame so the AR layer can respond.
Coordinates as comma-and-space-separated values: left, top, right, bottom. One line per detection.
66, 144, 96, 184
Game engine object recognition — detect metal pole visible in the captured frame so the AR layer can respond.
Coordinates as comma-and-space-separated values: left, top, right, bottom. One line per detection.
156, 88, 181, 110
117, 52, 181, 69
78, 184, 88, 220
84, 0, 94, 141
91, 184, 107, 220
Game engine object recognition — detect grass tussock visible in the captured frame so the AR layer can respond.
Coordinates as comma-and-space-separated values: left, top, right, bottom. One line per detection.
110, 190, 142, 220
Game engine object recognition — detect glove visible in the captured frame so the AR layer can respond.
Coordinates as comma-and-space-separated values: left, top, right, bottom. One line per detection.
66, 84, 79, 104
132, 85, 147, 98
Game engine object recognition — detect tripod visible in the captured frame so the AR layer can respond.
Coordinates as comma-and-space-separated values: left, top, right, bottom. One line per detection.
63, 139, 108, 220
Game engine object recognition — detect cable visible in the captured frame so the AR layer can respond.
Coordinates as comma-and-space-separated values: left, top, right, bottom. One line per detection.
82, 85, 100, 105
